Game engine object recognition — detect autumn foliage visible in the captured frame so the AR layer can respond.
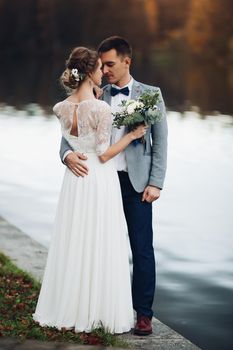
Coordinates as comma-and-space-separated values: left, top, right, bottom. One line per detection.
0, 252, 126, 347
0, 0, 232, 61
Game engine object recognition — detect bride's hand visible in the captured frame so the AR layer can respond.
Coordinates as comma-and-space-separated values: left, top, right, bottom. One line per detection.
130, 124, 148, 140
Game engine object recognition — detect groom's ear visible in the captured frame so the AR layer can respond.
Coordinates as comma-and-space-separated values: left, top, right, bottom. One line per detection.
124, 56, 131, 67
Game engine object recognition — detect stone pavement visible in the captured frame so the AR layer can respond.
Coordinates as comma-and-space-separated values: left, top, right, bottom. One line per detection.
0, 216, 201, 349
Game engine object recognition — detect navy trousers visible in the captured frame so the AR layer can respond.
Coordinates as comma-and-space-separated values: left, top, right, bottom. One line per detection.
118, 171, 155, 319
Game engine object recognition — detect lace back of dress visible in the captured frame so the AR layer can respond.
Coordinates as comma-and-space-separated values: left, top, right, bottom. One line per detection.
53, 100, 112, 155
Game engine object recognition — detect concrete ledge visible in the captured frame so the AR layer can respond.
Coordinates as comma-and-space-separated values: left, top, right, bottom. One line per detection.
0, 216, 47, 281
0, 216, 201, 349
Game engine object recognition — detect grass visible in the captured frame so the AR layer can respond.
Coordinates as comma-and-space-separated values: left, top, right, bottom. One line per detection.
0, 252, 129, 347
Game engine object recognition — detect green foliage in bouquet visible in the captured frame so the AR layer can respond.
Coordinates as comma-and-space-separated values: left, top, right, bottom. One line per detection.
113, 89, 163, 130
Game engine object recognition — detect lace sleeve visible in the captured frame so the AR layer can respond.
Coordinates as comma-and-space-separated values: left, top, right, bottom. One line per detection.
53, 102, 73, 135
95, 102, 112, 156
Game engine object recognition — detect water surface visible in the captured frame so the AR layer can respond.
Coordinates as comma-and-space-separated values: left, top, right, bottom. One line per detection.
0, 105, 232, 350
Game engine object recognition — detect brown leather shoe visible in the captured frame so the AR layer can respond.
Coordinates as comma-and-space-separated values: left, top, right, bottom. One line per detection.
134, 315, 152, 336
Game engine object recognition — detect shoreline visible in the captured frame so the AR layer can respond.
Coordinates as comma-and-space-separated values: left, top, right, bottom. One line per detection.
0, 215, 200, 349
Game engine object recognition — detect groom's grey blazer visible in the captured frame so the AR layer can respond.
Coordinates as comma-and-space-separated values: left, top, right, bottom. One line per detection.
59, 79, 168, 193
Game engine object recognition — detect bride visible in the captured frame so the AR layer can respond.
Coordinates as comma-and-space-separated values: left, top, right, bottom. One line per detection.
32, 46, 147, 334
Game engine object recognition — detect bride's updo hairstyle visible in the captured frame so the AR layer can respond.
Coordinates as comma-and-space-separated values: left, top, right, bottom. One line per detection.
60, 47, 99, 91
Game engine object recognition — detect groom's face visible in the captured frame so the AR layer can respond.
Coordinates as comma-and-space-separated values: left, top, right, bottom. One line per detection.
100, 49, 131, 85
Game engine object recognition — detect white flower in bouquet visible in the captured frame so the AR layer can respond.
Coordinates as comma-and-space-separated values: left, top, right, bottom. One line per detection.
113, 89, 163, 145
125, 99, 135, 106
126, 100, 144, 114
146, 106, 159, 118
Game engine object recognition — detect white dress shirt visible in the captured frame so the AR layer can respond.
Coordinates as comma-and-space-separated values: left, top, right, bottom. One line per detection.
110, 78, 134, 172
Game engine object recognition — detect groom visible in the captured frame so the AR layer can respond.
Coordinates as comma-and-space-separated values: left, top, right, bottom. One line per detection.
60, 36, 167, 335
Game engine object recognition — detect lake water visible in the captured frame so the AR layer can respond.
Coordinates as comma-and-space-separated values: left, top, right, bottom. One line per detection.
0, 102, 233, 350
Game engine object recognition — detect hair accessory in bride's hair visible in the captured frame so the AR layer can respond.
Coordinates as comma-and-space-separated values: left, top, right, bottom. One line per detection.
71, 68, 80, 82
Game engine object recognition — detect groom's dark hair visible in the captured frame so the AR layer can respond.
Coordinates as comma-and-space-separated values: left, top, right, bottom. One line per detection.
98, 36, 132, 58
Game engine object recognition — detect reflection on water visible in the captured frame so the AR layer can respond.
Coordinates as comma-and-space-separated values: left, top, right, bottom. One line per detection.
154, 112, 233, 350
1, 52, 233, 115
156, 272, 233, 350
0, 105, 233, 350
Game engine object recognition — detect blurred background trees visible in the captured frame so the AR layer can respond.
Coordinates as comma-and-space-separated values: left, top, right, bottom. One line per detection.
186, 0, 233, 60
0, 0, 232, 112
0, 0, 232, 63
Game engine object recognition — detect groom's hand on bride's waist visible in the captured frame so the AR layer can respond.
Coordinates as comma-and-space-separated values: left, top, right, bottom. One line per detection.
64, 152, 89, 177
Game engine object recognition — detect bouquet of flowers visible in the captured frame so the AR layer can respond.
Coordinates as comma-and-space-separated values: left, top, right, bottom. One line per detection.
112, 89, 163, 143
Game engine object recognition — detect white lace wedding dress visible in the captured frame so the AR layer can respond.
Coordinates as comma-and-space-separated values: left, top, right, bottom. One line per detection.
33, 99, 134, 333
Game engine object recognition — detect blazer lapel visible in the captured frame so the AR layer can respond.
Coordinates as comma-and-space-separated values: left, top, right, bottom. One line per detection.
131, 80, 151, 152
102, 84, 112, 106
131, 80, 142, 100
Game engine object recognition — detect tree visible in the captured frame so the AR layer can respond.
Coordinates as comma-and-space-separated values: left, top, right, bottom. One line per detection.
186, 0, 233, 59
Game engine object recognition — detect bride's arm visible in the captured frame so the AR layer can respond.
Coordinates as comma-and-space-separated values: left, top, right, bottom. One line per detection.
95, 102, 147, 163
99, 126, 146, 163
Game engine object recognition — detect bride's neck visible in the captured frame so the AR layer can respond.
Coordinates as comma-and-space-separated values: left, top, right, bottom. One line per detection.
71, 78, 95, 101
